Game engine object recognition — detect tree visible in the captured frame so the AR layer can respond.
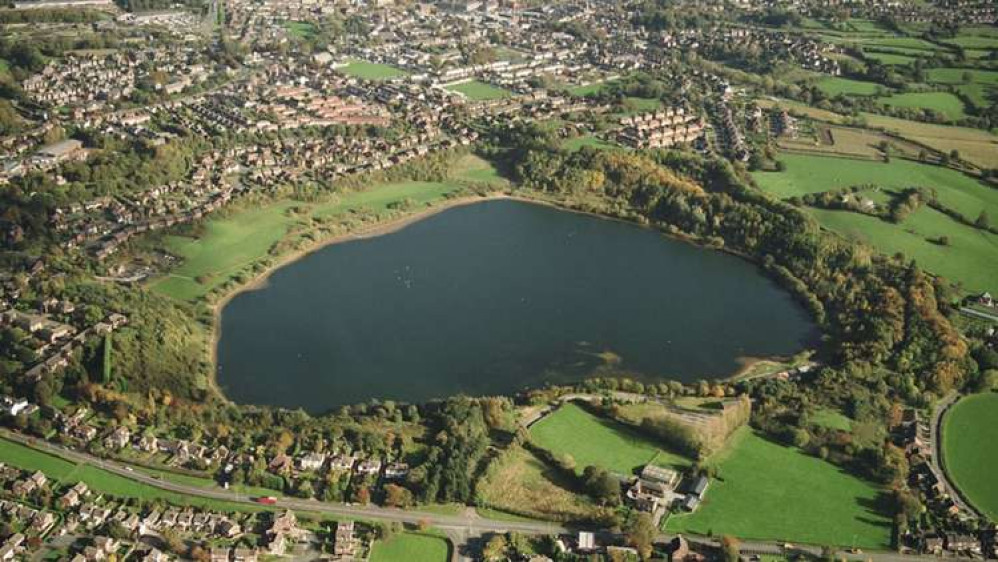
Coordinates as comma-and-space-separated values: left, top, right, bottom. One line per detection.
626, 512, 655, 560
581, 465, 621, 505
720, 535, 741, 562
975, 210, 990, 229
482, 534, 508, 562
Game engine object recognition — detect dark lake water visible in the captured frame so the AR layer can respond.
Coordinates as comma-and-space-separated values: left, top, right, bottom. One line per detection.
216, 199, 816, 412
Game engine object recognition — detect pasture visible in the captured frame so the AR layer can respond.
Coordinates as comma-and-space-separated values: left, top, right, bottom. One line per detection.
808, 205, 998, 294
942, 392, 998, 520
926, 68, 998, 86
816, 76, 884, 96
529, 403, 690, 476
860, 113, 998, 168
152, 181, 464, 301
665, 429, 893, 549
338, 59, 408, 80
879, 92, 967, 120
370, 533, 450, 562
444, 80, 511, 100
754, 153, 998, 224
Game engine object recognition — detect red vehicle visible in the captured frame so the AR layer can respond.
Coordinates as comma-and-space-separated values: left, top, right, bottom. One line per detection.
255, 496, 278, 505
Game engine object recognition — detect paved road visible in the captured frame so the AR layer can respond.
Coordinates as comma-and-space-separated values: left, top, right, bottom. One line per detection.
0, 431, 565, 536
958, 307, 998, 324
930, 392, 981, 519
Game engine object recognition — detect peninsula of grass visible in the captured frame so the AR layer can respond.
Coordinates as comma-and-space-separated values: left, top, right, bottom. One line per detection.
879, 92, 967, 120
370, 533, 450, 562
529, 403, 690, 476
444, 80, 511, 101
665, 429, 893, 549
151, 180, 465, 301
0, 438, 259, 512
338, 59, 407, 80
942, 392, 998, 520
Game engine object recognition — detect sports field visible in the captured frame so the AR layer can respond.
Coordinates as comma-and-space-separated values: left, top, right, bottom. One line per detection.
666, 429, 893, 549
338, 59, 408, 80
152, 181, 464, 301
371, 533, 450, 562
879, 92, 967, 120
817, 76, 884, 97
529, 403, 690, 476
444, 80, 511, 100
942, 392, 998, 520
0, 438, 257, 512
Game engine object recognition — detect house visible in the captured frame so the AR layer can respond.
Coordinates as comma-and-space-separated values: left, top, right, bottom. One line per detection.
232, 548, 257, 562
577, 531, 596, 552
946, 534, 981, 554
297, 452, 326, 472
104, 426, 131, 449
333, 521, 357, 559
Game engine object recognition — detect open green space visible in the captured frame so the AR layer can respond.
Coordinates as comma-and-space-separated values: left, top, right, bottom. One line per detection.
338, 59, 408, 80
808, 205, 998, 294
926, 67, 998, 86
568, 79, 619, 96
666, 429, 892, 549
152, 181, 464, 301
816, 76, 885, 97
370, 533, 450, 562
529, 403, 690, 476
450, 154, 507, 184
859, 113, 998, 168
753, 153, 998, 223
562, 135, 623, 152
0, 438, 258, 512
477, 445, 595, 521
444, 80, 511, 101
942, 392, 998, 520
879, 92, 967, 120
863, 51, 917, 65
283, 20, 317, 39
810, 408, 854, 431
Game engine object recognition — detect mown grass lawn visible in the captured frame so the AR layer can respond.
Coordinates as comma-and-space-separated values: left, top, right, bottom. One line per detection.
666, 429, 893, 549
370, 533, 450, 562
338, 59, 407, 80
444, 80, 511, 101
879, 92, 967, 120
0, 438, 259, 512
529, 403, 690, 476
152, 181, 465, 301
942, 392, 998, 520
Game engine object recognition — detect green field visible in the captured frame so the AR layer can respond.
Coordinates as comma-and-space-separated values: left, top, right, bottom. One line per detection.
450, 154, 507, 184
529, 403, 690, 476
863, 51, 917, 65
370, 533, 450, 562
753, 154, 998, 222
926, 67, 998, 86
444, 80, 511, 101
666, 429, 892, 549
283, 20, 317, 39
879, 92, 967, 120
809, 205, 998, 294
562, 135, 623, 152
810, 408, 854, 431
942, 392, 998, 520
817, 76, 885, 96
0, 438, 257, 512
338, 59, 407, 80
568, 79, 619, 96
152, 181, 464, 301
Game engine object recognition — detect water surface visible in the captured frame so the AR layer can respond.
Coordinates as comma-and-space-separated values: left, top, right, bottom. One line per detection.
217, 199, 815, 411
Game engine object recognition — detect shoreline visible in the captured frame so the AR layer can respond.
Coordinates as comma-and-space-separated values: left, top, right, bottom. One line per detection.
204, 189, 817, 404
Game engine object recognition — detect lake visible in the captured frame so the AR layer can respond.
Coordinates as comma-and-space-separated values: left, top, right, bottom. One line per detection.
216, 199, 816, 412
